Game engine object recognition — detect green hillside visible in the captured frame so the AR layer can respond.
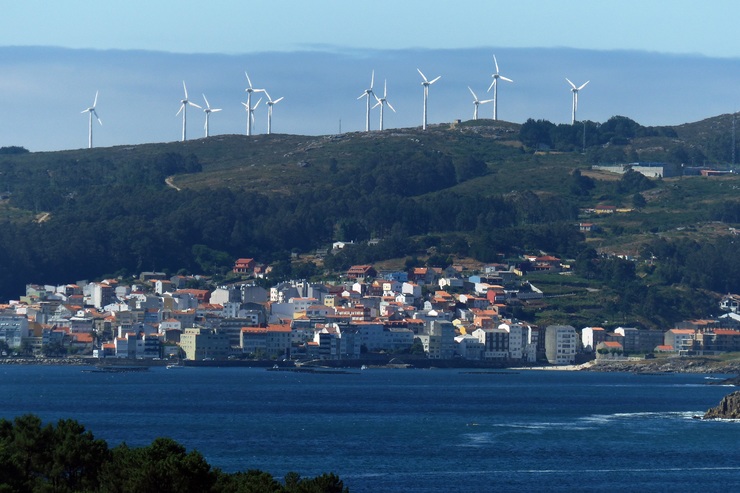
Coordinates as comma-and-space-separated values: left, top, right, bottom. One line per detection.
0, 115, 738, 328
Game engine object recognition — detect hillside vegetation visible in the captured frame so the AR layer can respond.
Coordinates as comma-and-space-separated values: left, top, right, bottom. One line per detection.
0, 115, 738, 328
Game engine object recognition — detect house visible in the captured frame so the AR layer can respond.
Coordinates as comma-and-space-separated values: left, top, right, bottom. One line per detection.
233, 258, 256, 275
720, 294, 740, 314
347, 265, 377, 280
595, 341, 624, 360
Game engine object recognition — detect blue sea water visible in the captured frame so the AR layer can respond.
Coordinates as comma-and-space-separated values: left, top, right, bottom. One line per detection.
1, 365, 739, 493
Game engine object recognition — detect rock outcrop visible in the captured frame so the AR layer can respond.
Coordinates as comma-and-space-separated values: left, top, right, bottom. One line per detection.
703, 391, 740, 419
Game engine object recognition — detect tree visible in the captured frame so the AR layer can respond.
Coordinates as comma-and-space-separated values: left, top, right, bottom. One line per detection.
99, 437, 215, 493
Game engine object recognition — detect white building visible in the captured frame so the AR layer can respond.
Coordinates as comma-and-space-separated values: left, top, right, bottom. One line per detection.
0, 314, 29, 348
499, 322, 525, 360
545, 325, 578, 365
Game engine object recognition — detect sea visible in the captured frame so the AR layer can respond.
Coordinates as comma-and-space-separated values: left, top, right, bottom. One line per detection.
1, 365, 739, 493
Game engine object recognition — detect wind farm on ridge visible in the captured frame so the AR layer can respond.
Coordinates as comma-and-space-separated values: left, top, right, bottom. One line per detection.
78, 54, 587, 149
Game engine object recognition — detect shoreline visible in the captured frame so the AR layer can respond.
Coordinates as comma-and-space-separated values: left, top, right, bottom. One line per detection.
2, 356, 739, 376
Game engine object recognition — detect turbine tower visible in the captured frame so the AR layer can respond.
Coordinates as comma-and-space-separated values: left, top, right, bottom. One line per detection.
566, 78, 589, 124
176, 81, 201, 141
264, 90, 283, 135
357, 70, 375, 132
202, 94, 221, 138
468, 86, 493, 121
487, 55, 513, 121
244, 72, 265, 136
372, 80, 395, 131
81, 90, 102, 149
241, 97, 262, 135
417, 68, 441, 130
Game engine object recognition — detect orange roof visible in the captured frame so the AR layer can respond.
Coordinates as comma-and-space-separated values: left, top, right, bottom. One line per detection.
601, 341, 623, 348
267, 324, 292, 333
73, 333, 93, 343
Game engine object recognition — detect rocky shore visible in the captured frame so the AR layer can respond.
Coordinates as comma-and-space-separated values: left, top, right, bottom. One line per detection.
585, 357, 740, 376
703, 391, 740, 419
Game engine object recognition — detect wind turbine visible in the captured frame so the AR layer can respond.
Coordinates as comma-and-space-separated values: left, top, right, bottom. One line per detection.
81, 91, 102, 149
357, 70, 375, 132
244, 72, 265, 136
468, 86, 493, 121
566, 78, 589, 124
372, 79, 395, 131
417, 68, 441, 130
241, 97, 262, 135
487, 55, 513, 121
202, 94, 221, 138
176, 81, 201, 141
264, 90, 283, 135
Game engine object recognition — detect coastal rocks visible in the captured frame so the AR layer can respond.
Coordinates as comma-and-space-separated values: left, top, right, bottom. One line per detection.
703, 391, 740, 419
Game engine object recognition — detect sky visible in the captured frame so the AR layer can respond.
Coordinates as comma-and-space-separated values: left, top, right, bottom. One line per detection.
1, 1, 740, 151
3, 1, 740, 58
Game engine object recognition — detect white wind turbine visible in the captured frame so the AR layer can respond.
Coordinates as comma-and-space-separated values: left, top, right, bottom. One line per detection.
176, 81, 201, 141
468, 86, 493, 121
264, 90, 283, 135
241, 97, 262, 135
202, 94, 222, 138
81, 90, 102, 149
566, 78, 589, 124
357, 70, 375, 132
487, 55, 513, 121
417, 68, 441, 130
372, 80, 395, 131
244, 72, 265, 136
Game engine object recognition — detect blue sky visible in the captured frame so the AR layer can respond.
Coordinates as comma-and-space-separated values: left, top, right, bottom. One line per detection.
1, 1, 740, 151
3, 0, 739, 57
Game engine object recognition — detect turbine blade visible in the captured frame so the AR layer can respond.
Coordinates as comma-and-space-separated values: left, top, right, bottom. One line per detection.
176, 103, 184, 116
358, 92, 367, 100
189, 101, 202, 109
372, 100, 381, 109
493, 55, 500, 74
480, 99, 494, 104
468, 86, 478, 100
566, 78, 576, 89
93, 110, 102, 125
241, 102, 248, 109
429, 76, 441, 84
254, 98, 262, 108
212, 108, 222, 112
487, 80, 496, 92
417, 68, 428, 82
578, 80, 590, 90
182, 81, 188, 98
245, 71, 253, 89
93, 90, 99, 107
387, 101, 396, 112
370, 70, 374, 89
273, 97, 284, 104
203, 94, 210, 109
264, 90, 272, 102
383, 79, 387, 98
500, 76, 513, 83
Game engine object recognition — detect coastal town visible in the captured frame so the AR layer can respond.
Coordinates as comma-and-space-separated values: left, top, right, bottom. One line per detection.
1, 254, 739, 367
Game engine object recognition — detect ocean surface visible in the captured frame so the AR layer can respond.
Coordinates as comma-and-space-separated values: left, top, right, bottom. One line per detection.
1, 365, 739, 492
